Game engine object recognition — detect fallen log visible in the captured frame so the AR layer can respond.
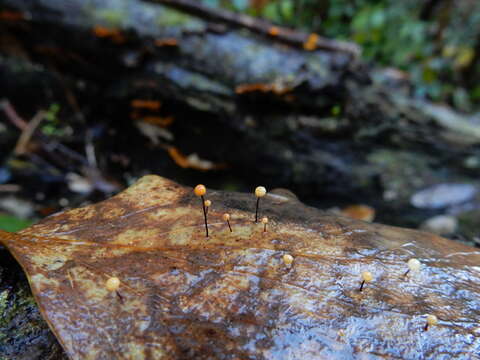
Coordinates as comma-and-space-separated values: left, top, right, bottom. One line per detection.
1, 0, 479, 213
1, 0, 479, 219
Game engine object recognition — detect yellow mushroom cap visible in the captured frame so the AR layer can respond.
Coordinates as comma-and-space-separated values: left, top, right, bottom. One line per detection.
106, 277, 120, 292
261, 217, 268, 224
255, 186, 267, 198
222, 213, 230, 221
362, 271, 373, 282
194, 184, 206, 197
283, 254, 294, 265
204, 200, 211, 207
407, 258, 421, 272
426, 314, 438, 326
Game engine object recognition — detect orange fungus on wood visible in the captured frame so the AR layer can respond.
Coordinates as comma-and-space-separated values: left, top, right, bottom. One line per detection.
142, 116, 174, 127
303, 33, 319, 51
268, 26, 280, 36
92, 26, 124, 43
154, 38, 178, 47
0, 11, 25, 21
235, 83, 290, 95
167, 147, 225, 171
131, 99, 162, 111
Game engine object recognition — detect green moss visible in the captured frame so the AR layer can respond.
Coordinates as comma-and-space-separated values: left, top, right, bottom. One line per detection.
157, 9, 189, 27
96, 9, 125, 27
364, 149, 434, 202
156, 8, 204, 30
0, 290, 9, 330
457, 210, 480, 240
0, 284, 43, 343
331, 105, 342, 116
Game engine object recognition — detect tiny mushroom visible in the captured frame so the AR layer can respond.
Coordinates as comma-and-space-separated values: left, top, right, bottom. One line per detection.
254, 186, 267, 222
223, 213, 232, 232
359, 271, 373, 292
106, 276, 120, 292
193, 184, 209, 237
283, 254, 294, 266
425, 314, 438, 331
105, 277, 123, 302
261, 216, 269, 232
404, 258, 421, 277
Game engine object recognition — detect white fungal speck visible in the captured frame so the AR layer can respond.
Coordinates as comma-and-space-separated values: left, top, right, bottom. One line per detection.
106, 277, 120, 292
283, 254, 294, 266
426, 314, 438, 326
362, 271, 373, 282
407, 258, 421, 272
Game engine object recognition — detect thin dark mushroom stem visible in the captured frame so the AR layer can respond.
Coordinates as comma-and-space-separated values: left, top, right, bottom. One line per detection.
116, 291, 124, 303
359, 280, 365, 292
201, 195, 209, 237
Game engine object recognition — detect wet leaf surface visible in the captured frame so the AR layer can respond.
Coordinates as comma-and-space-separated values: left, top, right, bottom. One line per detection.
0, 175, 479, 359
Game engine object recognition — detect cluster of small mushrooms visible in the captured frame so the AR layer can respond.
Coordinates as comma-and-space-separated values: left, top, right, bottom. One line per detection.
104, 184, 438, 332
193, 184, 269, 237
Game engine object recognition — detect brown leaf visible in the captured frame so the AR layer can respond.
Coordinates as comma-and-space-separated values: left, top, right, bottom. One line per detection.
0, 175, 479, 359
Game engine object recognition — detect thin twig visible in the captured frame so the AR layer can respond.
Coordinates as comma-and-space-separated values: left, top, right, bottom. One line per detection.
0, 99, 28, 129
0, 184, 21, 192
14, 110, 46, 155
85, 130, 98, 168
1, 99, 88, 166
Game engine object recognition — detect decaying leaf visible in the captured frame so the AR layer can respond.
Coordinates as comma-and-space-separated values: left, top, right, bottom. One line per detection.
166, 147, 226, 171
0, 175, 479, 359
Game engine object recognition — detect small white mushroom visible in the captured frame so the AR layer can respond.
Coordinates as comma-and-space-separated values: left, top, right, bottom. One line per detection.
283, 254, 294, 266
425, 314, 438, 331
261, 217, 268, 232
359, 271, 373, 292
404, 258, 421, 277
255, 186, 267, 198
254, 186, 267, 222
106, 277, 120, 292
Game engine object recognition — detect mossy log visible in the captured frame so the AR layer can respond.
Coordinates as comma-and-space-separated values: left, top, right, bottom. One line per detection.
0, 249, 67, 359
1, 0, 479, 224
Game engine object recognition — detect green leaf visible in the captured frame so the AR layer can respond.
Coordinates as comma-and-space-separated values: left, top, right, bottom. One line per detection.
0, 214, 33, 232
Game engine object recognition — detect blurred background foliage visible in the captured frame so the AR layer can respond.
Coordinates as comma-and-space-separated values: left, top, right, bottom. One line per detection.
203, 0, 480, 113
0, 214, 32, 232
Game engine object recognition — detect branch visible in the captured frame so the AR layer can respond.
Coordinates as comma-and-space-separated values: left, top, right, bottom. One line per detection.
142, 0, 361, 57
